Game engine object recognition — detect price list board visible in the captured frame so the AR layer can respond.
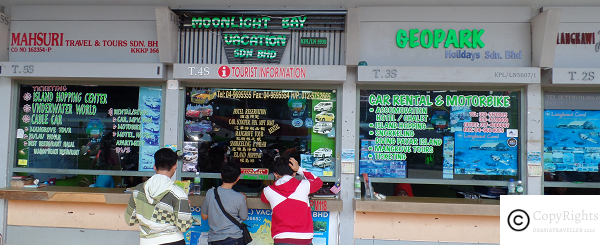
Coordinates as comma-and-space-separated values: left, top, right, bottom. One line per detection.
16, 85, 163, 172
183, 87, 337, 177
359, 90, 520, 180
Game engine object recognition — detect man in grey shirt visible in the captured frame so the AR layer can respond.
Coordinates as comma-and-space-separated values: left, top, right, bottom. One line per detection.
201, 162, 248, 245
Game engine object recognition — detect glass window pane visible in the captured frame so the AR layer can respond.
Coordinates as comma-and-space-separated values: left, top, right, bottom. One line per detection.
359, 90, 520, 180
16, 84, 163, 171
544, 92, 600, 183
183, 87, 337, 177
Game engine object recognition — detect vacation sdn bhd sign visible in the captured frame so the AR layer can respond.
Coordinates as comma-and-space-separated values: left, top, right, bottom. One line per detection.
176, 11, 345, 64
221, 33, 290, 64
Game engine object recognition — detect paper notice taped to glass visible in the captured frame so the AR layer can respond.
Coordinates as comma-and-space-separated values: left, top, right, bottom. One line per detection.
17, 129, 24, 138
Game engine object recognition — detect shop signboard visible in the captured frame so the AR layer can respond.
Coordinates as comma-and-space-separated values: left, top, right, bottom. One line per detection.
15, 84, 162, 172
553, 25, 600, 68
0, 62, 165, 79
221, 33, 290, 64
182, 87, 337, 177
551, 68, 600, 84
547, 7, 600, 68
357, 66, 540, 84
359, 89, 520, 179
174, 64, 346, 81
175, 11, 345, 65
358, 7, 531, 67
185, 208, 336, 245
8, 6, 159, 63
300, 37, 328, 48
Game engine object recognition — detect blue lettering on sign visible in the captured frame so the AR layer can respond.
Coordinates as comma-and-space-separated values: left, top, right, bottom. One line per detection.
444, 50, 522, 60
255, 209, 272, 215
504, 50, 522, 59
312, 211, 329, 218
445, 50, 481, 61
485, 50, 502, 59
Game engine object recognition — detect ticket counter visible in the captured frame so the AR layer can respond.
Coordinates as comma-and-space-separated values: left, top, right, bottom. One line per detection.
0, 187, 342, 244
355, 197, 499, 244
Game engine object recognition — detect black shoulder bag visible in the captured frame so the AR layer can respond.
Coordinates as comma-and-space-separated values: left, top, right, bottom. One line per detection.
213, 188, 253, 245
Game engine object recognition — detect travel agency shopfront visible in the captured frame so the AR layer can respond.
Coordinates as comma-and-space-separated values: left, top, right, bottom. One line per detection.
541, 7, 600, 195
0, 6, 348, 245
0, 4, 577, 245
351, 6, 541, 245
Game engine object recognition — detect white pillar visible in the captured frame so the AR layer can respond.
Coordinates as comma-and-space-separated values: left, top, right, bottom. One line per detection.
339, 67, 357, 245
526, 83, 543, 194
164, 78, 181, 178
0, 77, 13, 242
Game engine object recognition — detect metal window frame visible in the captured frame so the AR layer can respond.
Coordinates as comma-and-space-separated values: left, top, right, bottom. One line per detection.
9, 79, 167, 181
354, 83, 527, 187
541, 86, 600, 190
176, 81, 343, 183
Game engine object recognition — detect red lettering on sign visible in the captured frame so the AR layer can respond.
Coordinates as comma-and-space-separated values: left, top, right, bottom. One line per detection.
130, 48, 149, 53
11, 33, 64, 46
241, 168, 269, 175
65, 40, 92, 46
103, 40, 128, 47
258, 67, 307, 79
130, 40, 145, 47
557, 32, 596, 45
310, 200, 328, 211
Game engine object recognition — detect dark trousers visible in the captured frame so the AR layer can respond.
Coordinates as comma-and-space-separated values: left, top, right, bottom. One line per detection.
209, 237, 244, 245
162, 239, 186, 245
274, 243, 313, 245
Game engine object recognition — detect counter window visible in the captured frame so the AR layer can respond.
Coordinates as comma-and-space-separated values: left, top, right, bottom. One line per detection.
16, 85, 163, 172
183, 88, 337, 177
359, 90, 520, 181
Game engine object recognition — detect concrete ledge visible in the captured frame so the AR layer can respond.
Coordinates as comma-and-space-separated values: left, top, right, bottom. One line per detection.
7, 226, 139, 245
0, 187, 343, 211
356, 239, 498, 245
189, 194, 342, 211
355, 196, 499, 216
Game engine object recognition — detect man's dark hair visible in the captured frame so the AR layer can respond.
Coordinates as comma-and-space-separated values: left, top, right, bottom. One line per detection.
221, 162, 241, 183
285, 148, 301, 163
273, 152, 295, 176
154, 148, 178, 171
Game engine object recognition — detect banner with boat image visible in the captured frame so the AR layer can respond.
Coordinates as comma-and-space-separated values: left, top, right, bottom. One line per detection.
544, 110, 600, 172
454, 132, 518, 176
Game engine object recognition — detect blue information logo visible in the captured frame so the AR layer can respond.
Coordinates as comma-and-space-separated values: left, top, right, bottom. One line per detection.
305, 118, 314, 128
292, 118, 303, 127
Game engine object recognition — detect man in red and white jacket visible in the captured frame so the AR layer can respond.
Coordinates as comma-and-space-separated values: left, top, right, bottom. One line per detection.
261, 152, 323, 245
